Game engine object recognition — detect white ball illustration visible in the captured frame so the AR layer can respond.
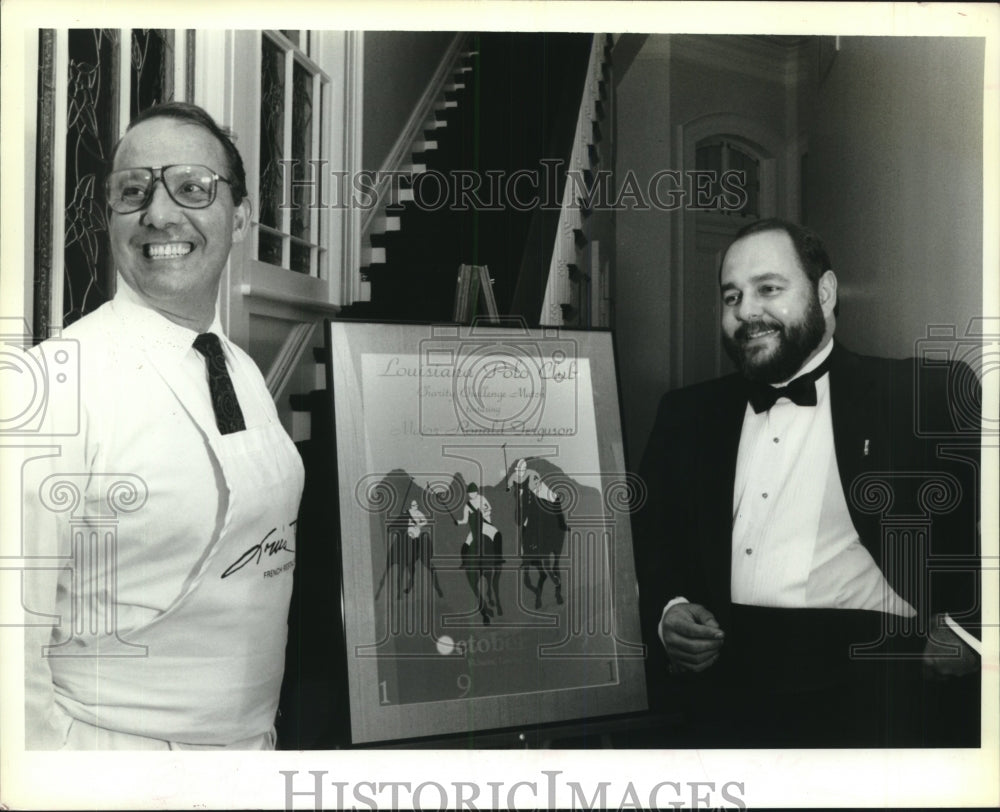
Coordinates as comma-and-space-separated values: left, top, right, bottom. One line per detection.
436, 635, 455, 655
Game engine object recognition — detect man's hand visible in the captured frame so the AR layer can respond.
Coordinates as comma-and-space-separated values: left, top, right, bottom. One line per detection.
659, 603, 725, 673
922, 615, 980, 680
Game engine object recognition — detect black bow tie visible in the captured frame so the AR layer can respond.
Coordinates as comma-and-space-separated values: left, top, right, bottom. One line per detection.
747, 356, 832, 414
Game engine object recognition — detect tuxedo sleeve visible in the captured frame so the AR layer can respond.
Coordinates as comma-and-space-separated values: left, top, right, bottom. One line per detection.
917, 357, 981, 640
632, 389, 715, 696
841, 350, 981, 641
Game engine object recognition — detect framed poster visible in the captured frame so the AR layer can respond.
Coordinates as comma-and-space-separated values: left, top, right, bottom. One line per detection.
327, 319, 647, 744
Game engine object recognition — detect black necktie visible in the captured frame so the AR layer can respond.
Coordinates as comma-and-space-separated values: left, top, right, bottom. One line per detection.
747, 355, 832, 414
193, 332, 246, 434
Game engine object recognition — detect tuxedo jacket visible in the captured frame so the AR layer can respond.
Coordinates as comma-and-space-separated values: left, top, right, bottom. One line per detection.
633, 342, 981, 684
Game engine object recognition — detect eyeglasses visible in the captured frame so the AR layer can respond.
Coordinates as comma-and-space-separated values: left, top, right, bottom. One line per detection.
105, 164, 234, 214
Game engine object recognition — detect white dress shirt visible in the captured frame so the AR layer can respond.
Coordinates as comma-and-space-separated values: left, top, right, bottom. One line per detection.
730, 340, 914, 615
662, 340, 915, 632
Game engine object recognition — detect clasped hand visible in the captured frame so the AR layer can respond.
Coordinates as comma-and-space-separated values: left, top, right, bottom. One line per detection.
660, 603, 725, 673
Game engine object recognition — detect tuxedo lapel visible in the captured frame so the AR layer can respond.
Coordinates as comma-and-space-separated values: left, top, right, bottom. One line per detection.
696, 376, 747, 615
829, 343, 882, 535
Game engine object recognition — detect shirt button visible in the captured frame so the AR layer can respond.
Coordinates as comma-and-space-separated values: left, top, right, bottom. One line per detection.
773, 437, 780, 443
745, 548, 753, 555
762, 492, 768, 499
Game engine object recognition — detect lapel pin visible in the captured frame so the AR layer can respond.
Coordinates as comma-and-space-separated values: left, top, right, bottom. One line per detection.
863, 439, 870, 457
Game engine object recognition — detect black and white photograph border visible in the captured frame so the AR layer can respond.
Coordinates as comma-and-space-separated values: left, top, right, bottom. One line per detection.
0, 0, 996, 809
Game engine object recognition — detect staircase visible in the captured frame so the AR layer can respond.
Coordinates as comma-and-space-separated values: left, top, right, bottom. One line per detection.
352, 34, 477, 308
340, 32, 597, 324
536, 34, 616, 328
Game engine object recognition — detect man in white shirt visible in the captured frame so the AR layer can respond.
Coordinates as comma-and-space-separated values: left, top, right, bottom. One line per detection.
634, 219, 981, 747
23, 102, 304, 749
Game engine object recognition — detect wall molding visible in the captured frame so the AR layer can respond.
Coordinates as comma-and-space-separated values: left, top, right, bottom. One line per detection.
239, 282, 342, 315
340, 31, 365, 305
32, 29, 56, 343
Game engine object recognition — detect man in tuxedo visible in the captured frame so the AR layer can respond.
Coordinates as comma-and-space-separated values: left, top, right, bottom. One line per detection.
635, 218, 981, 747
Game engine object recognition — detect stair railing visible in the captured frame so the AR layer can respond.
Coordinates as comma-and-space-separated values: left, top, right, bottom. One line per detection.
540, 34, 615, 327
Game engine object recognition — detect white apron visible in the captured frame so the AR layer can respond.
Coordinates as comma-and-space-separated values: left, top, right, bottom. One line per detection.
51, 333, 304, 746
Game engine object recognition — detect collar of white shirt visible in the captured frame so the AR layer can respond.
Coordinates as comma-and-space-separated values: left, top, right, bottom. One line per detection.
111, 276, 227, 363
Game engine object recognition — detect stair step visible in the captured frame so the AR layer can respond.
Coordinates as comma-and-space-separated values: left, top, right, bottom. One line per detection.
435, 100, 458, 110
403, 163, 428, 175
412, 140, 438, 152
371, 215, 401, 234
397, 188, 414, 203
362, 245, 386, 265
443, 82, 465, 92
314, 356, 326, 390
424, 118, 447, 130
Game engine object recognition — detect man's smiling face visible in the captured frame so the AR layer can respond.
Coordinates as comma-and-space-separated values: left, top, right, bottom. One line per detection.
109, 116, 248, 329
719, 229, 833, 383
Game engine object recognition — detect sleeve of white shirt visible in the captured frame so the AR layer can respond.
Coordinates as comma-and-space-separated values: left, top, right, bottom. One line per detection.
944, 614, 982, 655
22, 346, 90, 749
657, 597, 690, 648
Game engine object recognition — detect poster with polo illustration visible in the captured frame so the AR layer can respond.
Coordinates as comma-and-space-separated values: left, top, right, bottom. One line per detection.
328, 320, 646, 744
